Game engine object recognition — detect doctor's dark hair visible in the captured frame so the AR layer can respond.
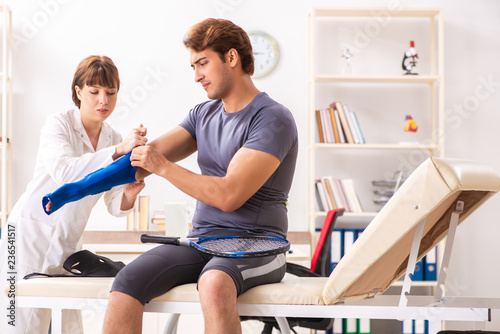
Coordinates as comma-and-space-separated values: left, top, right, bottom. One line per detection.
71, 55, 120, 108
183, 18, 254, 76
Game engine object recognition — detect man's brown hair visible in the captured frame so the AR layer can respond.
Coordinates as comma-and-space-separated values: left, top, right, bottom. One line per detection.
71, 55, 120, 108
183, 18, 254, 76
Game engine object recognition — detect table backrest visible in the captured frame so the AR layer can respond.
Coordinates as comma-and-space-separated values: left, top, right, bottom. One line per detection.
322, 157, 500, 305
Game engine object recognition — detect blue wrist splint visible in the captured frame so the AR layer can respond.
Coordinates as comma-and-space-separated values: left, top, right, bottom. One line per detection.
43, 152, 137, 215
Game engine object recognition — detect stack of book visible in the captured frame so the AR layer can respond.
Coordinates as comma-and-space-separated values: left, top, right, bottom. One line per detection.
315, 102, 366, 144
315, 177, 363, 213
151, 211, 166, 230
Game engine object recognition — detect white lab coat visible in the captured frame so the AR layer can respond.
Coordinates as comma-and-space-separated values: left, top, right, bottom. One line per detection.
0, 108, 131, 333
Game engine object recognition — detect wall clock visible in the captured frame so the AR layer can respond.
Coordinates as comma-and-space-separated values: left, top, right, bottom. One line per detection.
248, 30, 280, 79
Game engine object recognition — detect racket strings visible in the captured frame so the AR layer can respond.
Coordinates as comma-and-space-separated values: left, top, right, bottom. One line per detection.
199, 237, 288, 253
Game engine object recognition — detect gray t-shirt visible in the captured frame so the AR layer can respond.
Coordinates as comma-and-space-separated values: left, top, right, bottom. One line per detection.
180, 92, 298, 238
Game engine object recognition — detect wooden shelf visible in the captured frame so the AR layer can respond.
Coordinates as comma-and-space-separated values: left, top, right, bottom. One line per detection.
315, 211, 377, 218
315, 74, 441, 84
311, 7, 442, 18
314, 142, 441, 151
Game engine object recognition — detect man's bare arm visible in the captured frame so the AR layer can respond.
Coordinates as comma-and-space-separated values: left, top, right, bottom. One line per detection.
131, 145, 280, 212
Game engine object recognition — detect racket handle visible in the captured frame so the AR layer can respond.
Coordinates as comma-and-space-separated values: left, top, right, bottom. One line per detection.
140, 234, 180, 245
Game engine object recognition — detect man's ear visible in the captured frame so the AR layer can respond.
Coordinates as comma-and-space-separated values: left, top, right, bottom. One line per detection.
226, 48, 239, 68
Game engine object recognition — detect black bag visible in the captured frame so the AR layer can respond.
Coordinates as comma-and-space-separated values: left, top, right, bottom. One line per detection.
24, 250, 125, 279
63, 250, 125, 276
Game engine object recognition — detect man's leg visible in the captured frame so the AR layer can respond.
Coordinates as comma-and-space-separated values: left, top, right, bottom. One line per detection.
103, 243, 208, 332
198, 270, 241, 334
103, 291, 144, 334
197, 253, 286, 334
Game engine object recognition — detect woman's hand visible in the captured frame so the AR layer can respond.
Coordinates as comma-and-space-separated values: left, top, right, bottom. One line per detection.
114, 124, 148, 159
120, 179, 146, 211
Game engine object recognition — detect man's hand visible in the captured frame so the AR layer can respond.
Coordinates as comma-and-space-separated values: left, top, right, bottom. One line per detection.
130, 145, 168, 176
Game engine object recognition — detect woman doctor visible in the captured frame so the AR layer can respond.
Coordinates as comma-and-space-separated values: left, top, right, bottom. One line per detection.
0, 55, 146, 334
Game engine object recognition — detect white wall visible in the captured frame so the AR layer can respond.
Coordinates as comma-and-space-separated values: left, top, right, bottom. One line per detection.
5, 0, 500, 330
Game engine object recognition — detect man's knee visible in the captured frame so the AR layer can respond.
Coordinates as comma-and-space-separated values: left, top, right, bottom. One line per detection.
108, 291, 143, 309
199, 269, 236, 298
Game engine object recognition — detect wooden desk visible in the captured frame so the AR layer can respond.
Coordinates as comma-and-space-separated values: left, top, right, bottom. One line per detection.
82, 230, 311, 260
83, 230, 310, 244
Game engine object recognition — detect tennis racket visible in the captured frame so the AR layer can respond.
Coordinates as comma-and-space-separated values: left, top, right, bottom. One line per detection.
140, 234, 290, 258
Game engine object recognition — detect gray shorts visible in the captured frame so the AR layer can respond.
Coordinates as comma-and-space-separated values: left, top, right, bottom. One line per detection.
111, 243, 286, 305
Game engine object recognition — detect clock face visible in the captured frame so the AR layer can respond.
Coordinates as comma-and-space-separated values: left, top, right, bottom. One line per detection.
248, 31, 279, 79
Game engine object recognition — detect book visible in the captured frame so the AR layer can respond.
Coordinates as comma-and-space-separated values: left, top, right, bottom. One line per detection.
331, 229, 342, 268
329, 179, 344, 211
333, 107, 346, 143
138, 196, 150, 230
332, 318, 343, 333
151, 220, 165, 230
318, 109, 327, 143
340, 179, 363, 213
151, 217, 165, 224
358, 318, 371, 334
152, 210, 165, 219
332, 102, 355, 144
402, 319, 413, 334
328, 107, 340, 143
414, 319, 427, 334
315, 179, 330, 211
320, 108, 334, 143
344, 318, 357, 334
314, 181, 325, 212
315, 109, 325, 143
333, 178, 351, 212
339, 179, 356, 212
321, 176, 338, 210
350, 110, 366, 144
342, 104, 360, 144
127, 197, 140, 230
342, 229, 356, 257
322, 109, 335, 143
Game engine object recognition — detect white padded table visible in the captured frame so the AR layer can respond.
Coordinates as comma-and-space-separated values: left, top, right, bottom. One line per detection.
11, 157, 500, 334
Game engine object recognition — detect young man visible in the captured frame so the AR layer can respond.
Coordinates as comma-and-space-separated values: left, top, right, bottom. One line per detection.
103, 18, 298, 334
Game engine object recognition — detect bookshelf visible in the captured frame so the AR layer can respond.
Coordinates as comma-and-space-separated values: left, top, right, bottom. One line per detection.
307, 8, 444, 333
0, 5, 12, 235
307, 6, 444, 233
